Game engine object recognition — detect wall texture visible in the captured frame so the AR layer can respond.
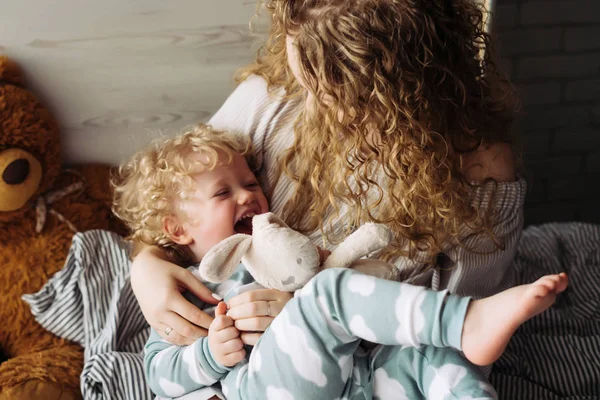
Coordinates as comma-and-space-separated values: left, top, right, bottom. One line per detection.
0, 0, 262, 165
493, 0, 600, 224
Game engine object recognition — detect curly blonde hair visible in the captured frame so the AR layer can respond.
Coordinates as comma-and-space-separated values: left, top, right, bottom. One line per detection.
112, 124, 254, 259
238, 0, 519, 263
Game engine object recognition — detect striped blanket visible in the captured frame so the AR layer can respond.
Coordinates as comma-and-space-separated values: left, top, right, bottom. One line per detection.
23, 224, 600, 399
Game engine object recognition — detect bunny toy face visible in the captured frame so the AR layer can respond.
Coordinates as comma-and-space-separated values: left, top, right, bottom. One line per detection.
197, 212, 397, 292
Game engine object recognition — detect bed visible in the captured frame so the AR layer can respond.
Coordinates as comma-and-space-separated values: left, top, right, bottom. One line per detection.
24, 222, 600, 399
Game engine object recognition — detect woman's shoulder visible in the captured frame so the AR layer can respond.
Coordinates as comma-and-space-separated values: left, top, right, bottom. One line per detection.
226, 74, 288, 109
209, 75, 293, 134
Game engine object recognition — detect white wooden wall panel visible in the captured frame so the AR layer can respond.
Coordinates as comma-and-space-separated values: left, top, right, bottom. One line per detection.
1, 0, 263, 165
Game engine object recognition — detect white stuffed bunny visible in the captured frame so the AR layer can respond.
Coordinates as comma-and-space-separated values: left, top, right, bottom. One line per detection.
197, 212, 399, 291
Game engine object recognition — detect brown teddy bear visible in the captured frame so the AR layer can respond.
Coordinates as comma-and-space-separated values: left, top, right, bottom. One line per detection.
0, 56, 126, 399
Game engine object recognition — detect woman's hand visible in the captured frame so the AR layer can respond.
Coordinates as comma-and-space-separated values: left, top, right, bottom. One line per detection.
130, 246, 219, 346
226, 289, 293, 345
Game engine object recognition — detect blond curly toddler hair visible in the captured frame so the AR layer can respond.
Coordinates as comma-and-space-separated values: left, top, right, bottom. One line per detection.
112, 123, 254, 259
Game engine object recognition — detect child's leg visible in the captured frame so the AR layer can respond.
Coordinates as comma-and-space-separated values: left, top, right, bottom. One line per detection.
372, 345, 497, 400
220, 268, 473, 400
221, 268, 567, 399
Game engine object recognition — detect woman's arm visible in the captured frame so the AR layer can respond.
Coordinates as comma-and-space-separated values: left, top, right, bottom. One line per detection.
443, 143, 526, 298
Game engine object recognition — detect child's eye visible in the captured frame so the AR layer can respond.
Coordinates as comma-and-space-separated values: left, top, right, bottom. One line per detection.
214, 190, 229, 197
246, 182, 259, 189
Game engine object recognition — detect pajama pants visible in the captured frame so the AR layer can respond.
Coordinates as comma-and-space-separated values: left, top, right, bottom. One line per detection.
221, 268, 496, 400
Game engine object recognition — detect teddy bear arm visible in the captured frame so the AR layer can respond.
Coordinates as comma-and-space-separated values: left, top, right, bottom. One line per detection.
72, 164, 114, 205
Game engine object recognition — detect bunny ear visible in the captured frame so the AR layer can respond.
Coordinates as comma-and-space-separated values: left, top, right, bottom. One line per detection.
197, 234, 252, 283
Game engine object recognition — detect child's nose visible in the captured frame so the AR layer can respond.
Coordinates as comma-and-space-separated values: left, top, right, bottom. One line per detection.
237, 189, 254, 204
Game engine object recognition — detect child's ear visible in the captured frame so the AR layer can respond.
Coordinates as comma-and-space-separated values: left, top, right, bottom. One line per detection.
163, 215, 193, 245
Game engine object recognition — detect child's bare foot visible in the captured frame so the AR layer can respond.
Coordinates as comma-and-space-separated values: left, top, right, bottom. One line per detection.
461, 273, 568, 366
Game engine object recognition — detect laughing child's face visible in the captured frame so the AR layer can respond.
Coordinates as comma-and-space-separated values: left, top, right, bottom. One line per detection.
165, 150, 269, 262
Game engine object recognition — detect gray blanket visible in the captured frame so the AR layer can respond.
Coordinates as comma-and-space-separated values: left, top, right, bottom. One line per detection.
23, 224, 600, 399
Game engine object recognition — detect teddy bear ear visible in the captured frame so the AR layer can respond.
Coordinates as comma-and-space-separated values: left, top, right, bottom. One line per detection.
0, 56, 26, 86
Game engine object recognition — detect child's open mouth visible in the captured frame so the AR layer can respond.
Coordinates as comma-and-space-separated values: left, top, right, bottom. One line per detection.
234, 212, 255, 235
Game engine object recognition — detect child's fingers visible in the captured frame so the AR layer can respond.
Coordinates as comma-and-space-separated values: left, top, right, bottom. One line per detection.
213, 326, 241, 344
222, 348, 247, 366
220, 337, 245, 355
210, 315, 234, 332
215, 301, 228, 317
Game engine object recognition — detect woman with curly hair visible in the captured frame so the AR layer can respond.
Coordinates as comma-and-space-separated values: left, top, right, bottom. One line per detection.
131, 0, 524, 396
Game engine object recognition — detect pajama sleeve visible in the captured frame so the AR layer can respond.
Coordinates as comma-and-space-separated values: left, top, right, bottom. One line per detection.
144, 329, 231, 398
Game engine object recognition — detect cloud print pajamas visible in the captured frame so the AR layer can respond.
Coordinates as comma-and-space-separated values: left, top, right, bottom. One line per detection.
145, 267, 497, 400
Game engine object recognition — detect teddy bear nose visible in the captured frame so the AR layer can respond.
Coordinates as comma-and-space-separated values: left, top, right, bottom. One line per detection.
2, 158, 30, 185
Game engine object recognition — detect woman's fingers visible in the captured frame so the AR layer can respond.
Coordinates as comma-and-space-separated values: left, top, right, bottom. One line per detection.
240, 332, 262, 346
227, 289, 275, 307
227, 299, 287, 320
156, 325, 192, 346
176, 268, 219, 306
169, 292, 215, 331
226, 300, 269, 320
227, 289, 292, 318
234, 316, 273, 332
160, 311, 209, 343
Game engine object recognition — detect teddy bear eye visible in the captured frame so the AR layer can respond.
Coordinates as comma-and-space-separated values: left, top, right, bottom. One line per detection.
2, 159, 30, 185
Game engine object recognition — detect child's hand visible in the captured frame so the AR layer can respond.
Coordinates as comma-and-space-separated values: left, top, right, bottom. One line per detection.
208, 302, 246, 367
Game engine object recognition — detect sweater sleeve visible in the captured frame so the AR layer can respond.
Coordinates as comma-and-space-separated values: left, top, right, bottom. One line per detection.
144, 330, 230, 398
442, 178, 527, 298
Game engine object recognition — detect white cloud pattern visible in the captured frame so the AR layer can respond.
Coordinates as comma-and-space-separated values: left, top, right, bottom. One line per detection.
158, 377, 185, 397
271, 308, 328, 387
347, 274, 376, 296
249, 348, 262, 376
349, 315, 377, 342
427, 364, 468, 400
373, 368, 409, 400
395, 284, 426, 345
267, 386, 296, 400
182, 342, 217, 385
